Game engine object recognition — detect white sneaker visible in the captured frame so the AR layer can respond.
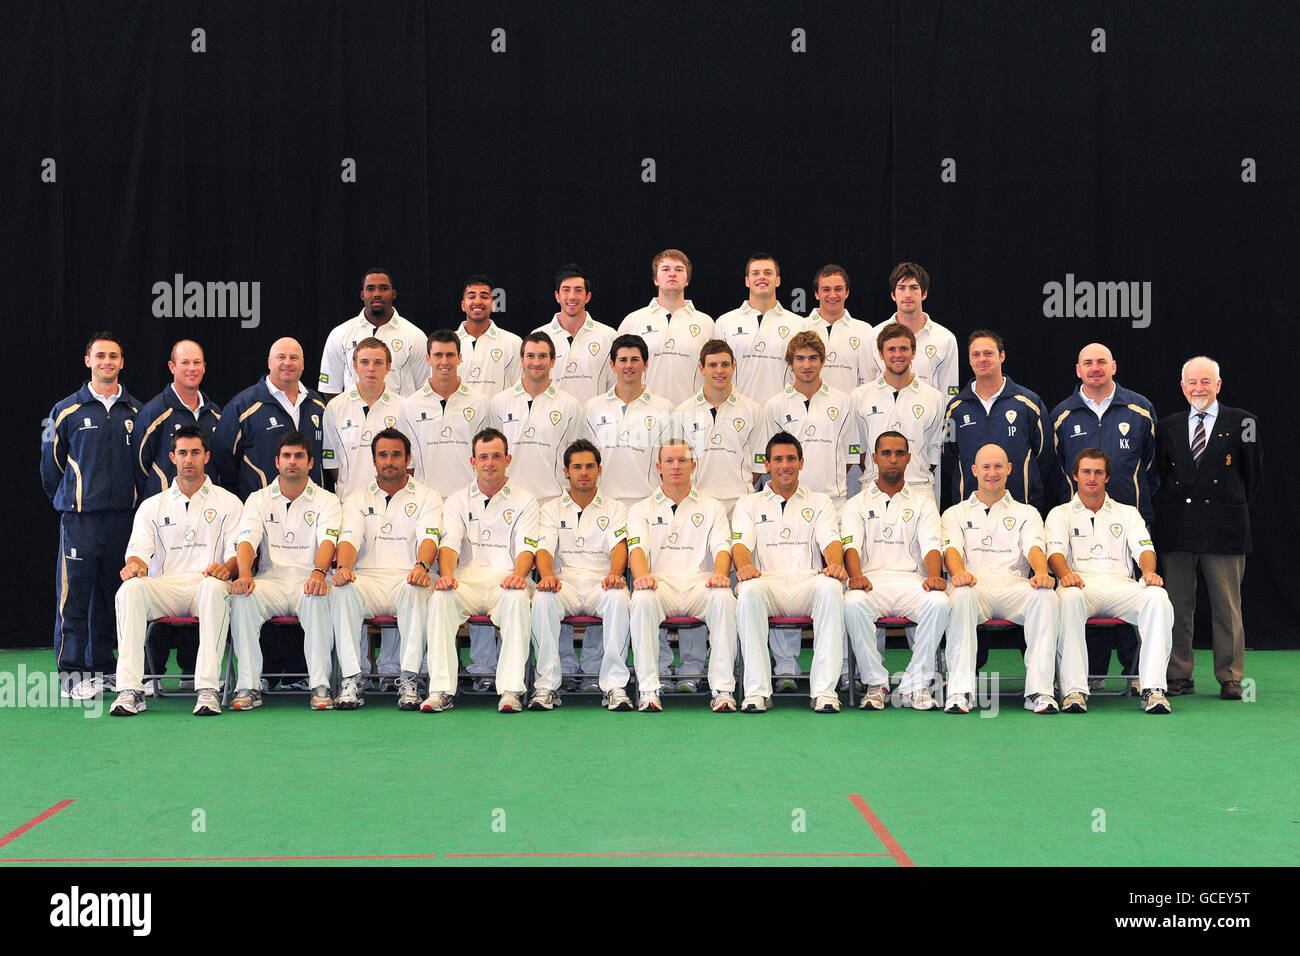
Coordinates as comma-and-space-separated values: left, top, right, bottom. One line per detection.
1026, 693, 1059, 714
109, 689, 146, 716
527, 689, 561, 711
230, 689, 263, 711
396, 678, 421, 711
944, 693, 970, 715
498, 691, 523, 713
1062, 691, 1088, 713
773, 677, 798, 693
739, 694, 768, 713
68, 676, 106, 701
420, 692, 454, 713
335, 676, 365, 710
910, 687, 938, 711
859, 684, 888, 711
712, 691, 739, 712
812, 694, 841, 714
602, 688, 634, 711
637, 691, 663, 712
193, 689, 221, 716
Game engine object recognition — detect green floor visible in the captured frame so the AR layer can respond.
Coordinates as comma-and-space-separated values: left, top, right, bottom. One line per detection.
1, 647, 1296, 867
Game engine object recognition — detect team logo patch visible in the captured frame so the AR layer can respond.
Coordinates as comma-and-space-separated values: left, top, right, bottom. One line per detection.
426, 527, 438, 536
644, 417, 654, 429
778, 326, 789, 338
848, 444, 862, 455
464, 408, 475, 421
524, 536, 538, 548
901, 509, 914, 522
491, 348, 502, 363
589, 342, 600, 356
550, 410, 562, 425
597, 516, 608, 530
913, 404, 924, 419
828, 407, 838, 420
850, 336, 861, 349
801, 507, 814, 522
689, 324, 700, 337
841, 535, 853, 545
405, 502, 417, 517
1110, 523, 1122, 538
628, 535, 639, 545
392, 339, 403, 351
926, 344, 937, 358
504, 509, 515, 523
733, 531, 742, 540
691, 513, 703, 527
381, 522, 393, 534
1005, 410, 1017, 424
304, 511, 316, 526
124, 420, 133, 433
1003, 516, 1016, 531
733, 418, 744, 431
1113, 421, 1129, 437
440, 425, 452, 437
312, 414, 320, 428
204, 508, 216, 523
385, 416, 396, 428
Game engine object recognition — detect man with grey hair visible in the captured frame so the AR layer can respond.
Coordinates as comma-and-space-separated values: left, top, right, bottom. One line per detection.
1154, 357, 1261, 700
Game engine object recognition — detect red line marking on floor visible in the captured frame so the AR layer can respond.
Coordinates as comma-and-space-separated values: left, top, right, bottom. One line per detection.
0, 799, 76, 850
445, 852, 889, 859
0, 853, 440, 863
847, 794, 915, 867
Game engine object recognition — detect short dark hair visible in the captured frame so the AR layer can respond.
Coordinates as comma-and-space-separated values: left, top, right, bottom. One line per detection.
427, 329, 461, 354
745, 253, 781, 276
170, 424, 209, 452
813, 264, 849, 292
765, 431, 803, 462
554, 263, 591, 294
564, 438, 602, 469
362, 267, 394, 287
888, 262, 929, 294
463, 274, 493, 295
875, 322, 916, 353
521, 331, 555, 359
610, 334, 649, 363
1072, 447, 1111, 477
698, 339, 735, 366
968, 329, 1005, 353
472, 427, 509, 456
277, 431, 313, 456
85, 331, 124, 356
371, 427, 411, 458
874, 430, 910, 452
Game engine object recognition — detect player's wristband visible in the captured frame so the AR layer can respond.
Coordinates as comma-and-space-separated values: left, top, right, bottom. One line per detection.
312, 567, 327, 577
416, 560, 431, 571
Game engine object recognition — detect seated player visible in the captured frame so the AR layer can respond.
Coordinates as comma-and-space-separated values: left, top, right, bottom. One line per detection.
732, 432, 847, 714
331, 429, 443, 711
1046, 448, 1174, 714
627, 441, 739, 713
110, 426, 242, 717
530, 440, 632, 711
842, 432, 950, 711
941, 444, 1059, 715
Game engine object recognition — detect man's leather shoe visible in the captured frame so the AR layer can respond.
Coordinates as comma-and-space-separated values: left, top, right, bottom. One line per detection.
1220, 680, 1243, 700
1167, 678, 1195, 696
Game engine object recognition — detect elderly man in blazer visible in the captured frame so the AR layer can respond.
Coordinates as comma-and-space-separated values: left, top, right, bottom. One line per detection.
1154, 357, 1261, 699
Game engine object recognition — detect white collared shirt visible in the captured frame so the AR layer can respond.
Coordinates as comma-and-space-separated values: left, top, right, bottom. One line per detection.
169, 383, 208, 418
90, 384, 124, 412
488, 382, 582, 502
840, 483, 942, 575
1044, 494, 1154, 578
1187, 402, 1219, 446
717, 302, 809, 399
533, 314, 617, 404
440, 480, 540, 573
674, 389, 767, 503
732, 485, 840, 573
618, 300, 715, 406
974, 377, 1008, 415
805, 310, 877, 394
237, 479, 342, 573
456, 321, 523, 398
941, 491, 1045, 581
850, 375, 946, 487
538, 492, 629, 575
322, 388, 405, 500
1080, 385, 1116, 419
395, 382, 491, 497
338, 477, 443, 572
873, 314, 960, 399
127, 477, 243, 577
765, 382, 858, 503
318, 310, 429, 397
265, 376, 309, 428
626, 487, 731, 575
581, 388, 675, 503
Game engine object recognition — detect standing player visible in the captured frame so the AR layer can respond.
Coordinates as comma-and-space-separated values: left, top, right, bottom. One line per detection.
530, 440, 632, 711
943, 330, 1052, 511
851, 323, 946, 503
627, 441, 739, 713
875, 262, 960, 399
941, 444, 1060, 715
805, 265, 875, 394
422, 428, 539, 714
321, 337, 405, 501
318, 268, 428, 398
109, 426, 242, 717
533, 264, 616, 403
331, 429, 442, 711
619, 249, 715, 406
133, 339, 222, 497
227, 432, 342, 712
717, 254, 809, 400
732, 433, 847, 714
456, 274, 522, 398
488, 332, 582, 505
397, 330, 491, 499
1046, 448, 1174, 714
841, 433, 950, 711
214, 337, 327, 500
42, 333, 142, 698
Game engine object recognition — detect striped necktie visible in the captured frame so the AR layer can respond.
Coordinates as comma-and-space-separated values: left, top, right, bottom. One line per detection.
1191, 412, 1207, 463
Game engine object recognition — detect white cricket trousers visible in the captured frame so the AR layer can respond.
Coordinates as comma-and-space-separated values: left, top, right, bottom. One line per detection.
946, 578, 1059, 698
629, 572, 738, 693
229, 569, 334, 690
843, 571, 950, 694
329, 570, 430, 678
426, 567, 531, 696
1057, 577, 1173, 694
115, 573, 231, 692
737, 571, 845, 699
530, 572, 630, 692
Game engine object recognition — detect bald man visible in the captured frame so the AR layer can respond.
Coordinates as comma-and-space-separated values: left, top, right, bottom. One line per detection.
1050, 343, 1156, 685
214, 337, 328, 499
941, 444, 1060, 714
